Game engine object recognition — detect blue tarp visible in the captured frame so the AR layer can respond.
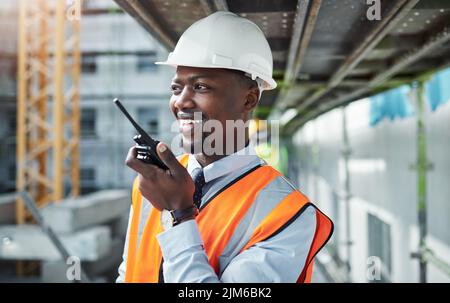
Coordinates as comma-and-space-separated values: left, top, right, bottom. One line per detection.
369, 85, 413, 126
369, 68, 450, 126
425, 68, 450, 111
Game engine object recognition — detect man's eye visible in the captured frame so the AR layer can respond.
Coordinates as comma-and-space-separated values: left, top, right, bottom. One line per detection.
171, 85, 181, 94
194, 84, 209, 90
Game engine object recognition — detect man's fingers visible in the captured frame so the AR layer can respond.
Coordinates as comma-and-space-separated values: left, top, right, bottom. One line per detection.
126, 146, 157, 178
125, 146, 140, 170
138, 175, 164, 210
156, 142, 184, 174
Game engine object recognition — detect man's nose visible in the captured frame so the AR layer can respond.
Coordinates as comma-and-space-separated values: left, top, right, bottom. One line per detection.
174, 86, 195, 110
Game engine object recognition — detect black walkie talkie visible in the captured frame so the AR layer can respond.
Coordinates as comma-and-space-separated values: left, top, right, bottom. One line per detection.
113, 98, 168, 170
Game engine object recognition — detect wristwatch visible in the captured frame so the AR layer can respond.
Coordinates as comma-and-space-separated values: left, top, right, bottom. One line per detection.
161, 206, 199, 231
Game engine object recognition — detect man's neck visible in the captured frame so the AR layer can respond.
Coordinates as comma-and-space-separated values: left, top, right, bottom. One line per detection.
194, 153, 226, 167
194, 140, 250, 167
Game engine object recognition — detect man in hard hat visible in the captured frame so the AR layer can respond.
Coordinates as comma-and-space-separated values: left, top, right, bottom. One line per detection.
117, 11, 333, 283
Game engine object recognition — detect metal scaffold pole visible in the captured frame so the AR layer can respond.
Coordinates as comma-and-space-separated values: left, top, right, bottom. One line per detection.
341, 106, 352, 282
415, 81, 429, 283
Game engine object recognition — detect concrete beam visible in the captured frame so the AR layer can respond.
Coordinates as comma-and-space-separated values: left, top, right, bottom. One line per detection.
0, 225, 111, 261
274, 0, 322, 113
415, 0, 450, 9
113, 0, 175, 50
284, 0, 321, 85
41, 238, 123, 282
285, 50, 450, 133
212, 0, 229, 11
294, 0, 420, 113
41, 190, 130, 233
376, 34, 425, 50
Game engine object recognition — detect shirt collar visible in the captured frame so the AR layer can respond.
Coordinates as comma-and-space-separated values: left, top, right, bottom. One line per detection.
187, 143, 261, 183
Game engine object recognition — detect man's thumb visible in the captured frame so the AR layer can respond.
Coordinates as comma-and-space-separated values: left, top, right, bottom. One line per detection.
156, 142, 182, 173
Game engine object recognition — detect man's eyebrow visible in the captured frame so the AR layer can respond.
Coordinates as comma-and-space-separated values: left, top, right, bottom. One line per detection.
172, 74, 217, 83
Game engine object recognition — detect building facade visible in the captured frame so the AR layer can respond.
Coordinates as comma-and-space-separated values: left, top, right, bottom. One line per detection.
291, 89, 450, 282
0, 0, 177, 194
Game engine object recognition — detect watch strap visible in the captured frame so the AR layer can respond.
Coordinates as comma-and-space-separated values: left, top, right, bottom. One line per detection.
171, 206, 199, 226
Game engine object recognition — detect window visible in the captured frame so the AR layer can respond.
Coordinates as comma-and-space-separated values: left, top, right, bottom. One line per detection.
136, 52, 157, 73
80, 167, 96, 182
80, 167, 97, 194
81, 108, 96, 138
8, 164, 16, 181
367, 213, 392, 282
137, 108, 159, 135
81, 55, 97, 74
7, 111, 16, 136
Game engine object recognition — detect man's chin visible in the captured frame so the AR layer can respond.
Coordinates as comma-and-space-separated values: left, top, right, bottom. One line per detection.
181, 138, 203, 155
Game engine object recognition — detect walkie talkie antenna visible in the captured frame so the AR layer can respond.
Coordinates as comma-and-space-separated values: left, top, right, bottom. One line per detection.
113, 98, 147, 136
113, 97, 168, 170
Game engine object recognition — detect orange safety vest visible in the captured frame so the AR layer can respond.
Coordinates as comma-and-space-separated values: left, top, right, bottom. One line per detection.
125, 155, 333, 283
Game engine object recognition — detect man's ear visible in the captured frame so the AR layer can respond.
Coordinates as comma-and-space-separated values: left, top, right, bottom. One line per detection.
244, 87, 260, 111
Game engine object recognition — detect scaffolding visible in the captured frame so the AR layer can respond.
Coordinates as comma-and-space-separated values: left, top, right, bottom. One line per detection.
16, 0, 81, 224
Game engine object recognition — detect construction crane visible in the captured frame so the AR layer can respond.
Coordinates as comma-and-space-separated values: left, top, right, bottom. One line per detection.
16, 0, 81, 225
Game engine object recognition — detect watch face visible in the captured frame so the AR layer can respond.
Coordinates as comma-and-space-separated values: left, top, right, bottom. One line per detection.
161, 209, 174, 230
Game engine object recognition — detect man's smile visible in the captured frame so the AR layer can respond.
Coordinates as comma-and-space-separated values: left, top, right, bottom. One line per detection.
177, 112, 205, 136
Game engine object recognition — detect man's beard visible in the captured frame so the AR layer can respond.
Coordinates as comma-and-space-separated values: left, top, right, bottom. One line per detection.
179, 118, 250, 156
180, 124, 209, 155
181, 135, 204, 154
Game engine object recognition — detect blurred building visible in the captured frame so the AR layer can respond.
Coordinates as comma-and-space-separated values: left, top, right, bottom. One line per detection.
0, 0, 176, 194
290, 78, 450, 282
0, 0, 178, 283
0, 0, 18, 193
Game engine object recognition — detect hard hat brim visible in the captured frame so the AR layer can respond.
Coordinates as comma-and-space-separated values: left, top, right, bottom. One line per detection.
155, 61, 277, 91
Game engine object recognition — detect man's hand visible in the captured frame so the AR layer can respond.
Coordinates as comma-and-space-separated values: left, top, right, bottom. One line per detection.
125, 142, 195, 211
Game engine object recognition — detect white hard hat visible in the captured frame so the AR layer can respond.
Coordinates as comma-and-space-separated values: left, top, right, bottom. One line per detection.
156, 11, 277, 92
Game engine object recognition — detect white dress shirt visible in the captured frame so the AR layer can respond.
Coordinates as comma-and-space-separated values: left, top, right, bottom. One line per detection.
116, 144, 316, 283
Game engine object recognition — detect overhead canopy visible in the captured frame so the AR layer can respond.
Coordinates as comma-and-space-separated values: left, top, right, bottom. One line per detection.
114, 0, 450, 133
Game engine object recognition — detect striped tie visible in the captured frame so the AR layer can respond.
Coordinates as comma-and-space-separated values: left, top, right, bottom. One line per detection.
191, 167, 205, 209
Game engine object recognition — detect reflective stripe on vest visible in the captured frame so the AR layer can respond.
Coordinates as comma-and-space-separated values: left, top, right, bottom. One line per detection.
125, 154, 333, 283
